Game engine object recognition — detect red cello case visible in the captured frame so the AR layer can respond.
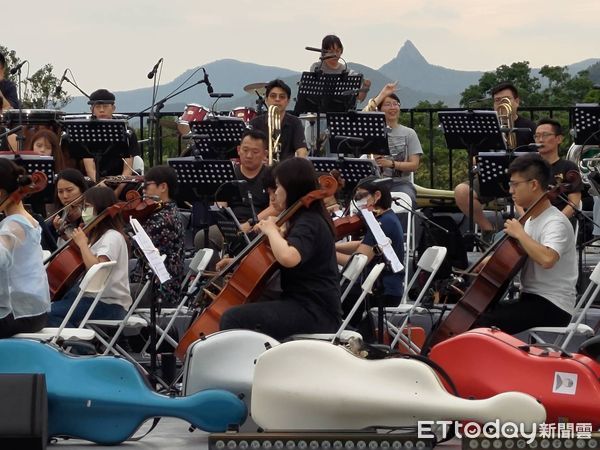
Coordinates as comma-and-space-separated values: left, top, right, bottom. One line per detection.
429, 327, 600, 427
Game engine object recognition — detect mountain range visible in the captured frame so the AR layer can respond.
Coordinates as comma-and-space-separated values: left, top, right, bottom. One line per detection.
64, 40, 599, 114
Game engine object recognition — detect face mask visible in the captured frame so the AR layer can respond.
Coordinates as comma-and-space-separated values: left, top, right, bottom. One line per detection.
354, 198, 369, 210
81, 206, 95, 226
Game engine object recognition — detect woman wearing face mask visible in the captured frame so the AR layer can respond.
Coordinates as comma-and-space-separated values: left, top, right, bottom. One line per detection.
335, 176, 405, 308
48, 186, 131, 327
51, 169, 89, 246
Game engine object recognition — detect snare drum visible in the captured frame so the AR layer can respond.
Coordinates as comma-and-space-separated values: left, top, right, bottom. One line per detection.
2, 109, 65, 129
177, 104, 210, 124
229, 106, 257, 123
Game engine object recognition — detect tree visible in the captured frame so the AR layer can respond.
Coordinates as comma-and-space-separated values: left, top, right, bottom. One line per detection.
1, 44, 71, 108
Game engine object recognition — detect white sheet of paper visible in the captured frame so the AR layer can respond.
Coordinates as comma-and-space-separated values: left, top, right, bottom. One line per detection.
130, 218, 171, 284
361, 209, 404, 273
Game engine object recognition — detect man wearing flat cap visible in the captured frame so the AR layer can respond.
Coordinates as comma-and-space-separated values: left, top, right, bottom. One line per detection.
81, 89, 141, 197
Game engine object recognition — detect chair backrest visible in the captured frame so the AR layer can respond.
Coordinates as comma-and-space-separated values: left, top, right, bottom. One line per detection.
190, 248, 214, 275
360, 263, 385, 294
390, 192, 412, 215
79, 261, 117, 295
341, 253, 369, 284
416, 245, 447, 273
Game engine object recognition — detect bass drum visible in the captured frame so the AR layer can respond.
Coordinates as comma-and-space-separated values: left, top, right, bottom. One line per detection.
177, 104, 210, 125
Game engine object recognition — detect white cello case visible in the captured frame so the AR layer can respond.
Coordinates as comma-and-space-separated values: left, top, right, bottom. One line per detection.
251, 340, 545, 431
182, 329, 280, 430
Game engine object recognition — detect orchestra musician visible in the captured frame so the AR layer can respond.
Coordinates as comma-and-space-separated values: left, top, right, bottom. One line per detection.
137, 165, 185, 306
363, 82, 423, 208
454, 82, 536, 246
219, 157, 342, 340
193, 129, 279, 252
336, 177, 405, 308
26, 129, 66, 172
310, 34, 371, 103
0, 159, 50, 337
48, 186, 132, 327
533, 118, 581, 218
473, 154, 576, 334
51, 168, 89, 246
249, 79, 308, 159
80, 89, 141, 198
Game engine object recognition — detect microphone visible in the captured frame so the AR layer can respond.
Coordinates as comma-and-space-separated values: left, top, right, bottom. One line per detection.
209, 92, 233, 98
305, 46, 326, 53
513, 143, 543, 151
54, 69, 68, 96
10, 60, 27, 75
147, 58, 163, 79
202, 68, 214, 94
319, 53, 337, 61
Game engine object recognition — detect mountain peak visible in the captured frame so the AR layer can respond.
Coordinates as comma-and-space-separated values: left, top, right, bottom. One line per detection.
396, 40, 428, 66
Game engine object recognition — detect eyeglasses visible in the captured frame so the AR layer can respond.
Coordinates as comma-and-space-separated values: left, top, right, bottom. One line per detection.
533, 132, 556, 140
381, 102, 400, 108
267, 93, 288, 100
508, 179, 532, 188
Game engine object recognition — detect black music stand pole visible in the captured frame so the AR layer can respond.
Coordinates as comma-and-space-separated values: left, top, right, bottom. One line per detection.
439, 110, 505, 249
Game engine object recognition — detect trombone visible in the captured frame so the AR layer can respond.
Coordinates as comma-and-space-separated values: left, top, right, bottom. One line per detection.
267, 104, 281, 165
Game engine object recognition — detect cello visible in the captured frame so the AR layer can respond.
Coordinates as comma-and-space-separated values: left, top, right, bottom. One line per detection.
427, 172, 579, 349
175, 175, 338, 360
0, 171, 48, 212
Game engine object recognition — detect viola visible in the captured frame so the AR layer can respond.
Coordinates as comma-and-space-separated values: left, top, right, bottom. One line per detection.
334, 213, 364, 240
45, 194, 141, 301
101, 175, 145, 186
175, 175, 338, 360
426, 173, 579, 350
121, 191, 163, 222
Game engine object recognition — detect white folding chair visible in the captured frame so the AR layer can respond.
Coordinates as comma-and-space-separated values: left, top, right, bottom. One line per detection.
370, 245, 447, 353
525, 260, 600, 349
136, 248, 215, 355
340, 253, 369, 304
14, 261, 117, 344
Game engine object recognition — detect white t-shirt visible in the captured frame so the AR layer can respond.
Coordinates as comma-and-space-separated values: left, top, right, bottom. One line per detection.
90, 229, 132, 310
520, 206, 577, 315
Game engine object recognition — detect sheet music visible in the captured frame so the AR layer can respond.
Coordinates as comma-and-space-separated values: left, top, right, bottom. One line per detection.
361, 209, 404, 273
129, 218, 171, 284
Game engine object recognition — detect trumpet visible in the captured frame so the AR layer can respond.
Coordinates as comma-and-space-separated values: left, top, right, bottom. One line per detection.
497, 96, 517, 150
267, 104, 281, 165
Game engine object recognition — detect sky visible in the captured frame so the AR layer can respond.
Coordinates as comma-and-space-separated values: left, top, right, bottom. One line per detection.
2, 0, 599, 96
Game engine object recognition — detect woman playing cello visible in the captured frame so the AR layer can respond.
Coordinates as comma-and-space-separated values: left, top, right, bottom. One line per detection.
48, 186, 132, 327
0, 160, 50, 337
219, 157, 342, 340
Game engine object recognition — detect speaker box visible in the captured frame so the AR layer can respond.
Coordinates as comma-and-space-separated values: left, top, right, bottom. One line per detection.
0, 373, 48, 450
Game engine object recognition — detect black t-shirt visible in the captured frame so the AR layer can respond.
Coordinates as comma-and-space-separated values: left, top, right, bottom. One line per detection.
514, 115, 536, 148
282, 208, 342, 322
551, 158, 582, 210
249, 112, 307, 160
229, 165, 270, 222
0, 79, 19, 109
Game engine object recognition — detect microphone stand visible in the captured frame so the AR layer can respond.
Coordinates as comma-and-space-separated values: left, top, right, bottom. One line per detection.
63, 76, 91, 99
13, 64, 25, 151
392, 196, 450, 234
147, 65, 161, 167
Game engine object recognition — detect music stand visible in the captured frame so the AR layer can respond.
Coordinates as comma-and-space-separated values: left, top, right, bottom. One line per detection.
477, 151, 529, 198
188, 117, 247, 160
294, 71, 363, 154
0, 152, 55, 204
439, 110, 505, 248
571, 105, 600, 146
327, 111, 389, 157
309, 156, 379, 202
60, 118, 130, 177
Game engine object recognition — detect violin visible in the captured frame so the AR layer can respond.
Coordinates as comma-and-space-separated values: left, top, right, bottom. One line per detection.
101, 175, 144, 186
0, 171, 48, 213
175, 175, 338, 360
120, 191, 163, 222
334, 213, 365, 240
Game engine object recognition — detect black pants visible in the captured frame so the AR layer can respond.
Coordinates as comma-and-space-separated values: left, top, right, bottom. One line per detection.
474, 292, 571, 335
0, 313, 48, 339
220, 300, 339, 342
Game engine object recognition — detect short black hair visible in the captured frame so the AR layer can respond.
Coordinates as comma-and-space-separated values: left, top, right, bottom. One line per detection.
145, 165, 178, 196
377, 93, 401, 110
491, 82, 519, 99
0, 53, 5, 68
356, 176, 393, 209
241, 128, 268, 148
265, 79, 291, 99
321, 35, 343, 52
537, 118, 563, 136
507, 153, 551, 190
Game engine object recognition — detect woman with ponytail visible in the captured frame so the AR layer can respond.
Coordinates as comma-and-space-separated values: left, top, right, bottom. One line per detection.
0, 159, 50, 337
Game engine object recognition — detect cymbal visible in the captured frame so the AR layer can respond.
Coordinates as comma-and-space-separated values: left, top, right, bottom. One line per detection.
243, 82, 267, 96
